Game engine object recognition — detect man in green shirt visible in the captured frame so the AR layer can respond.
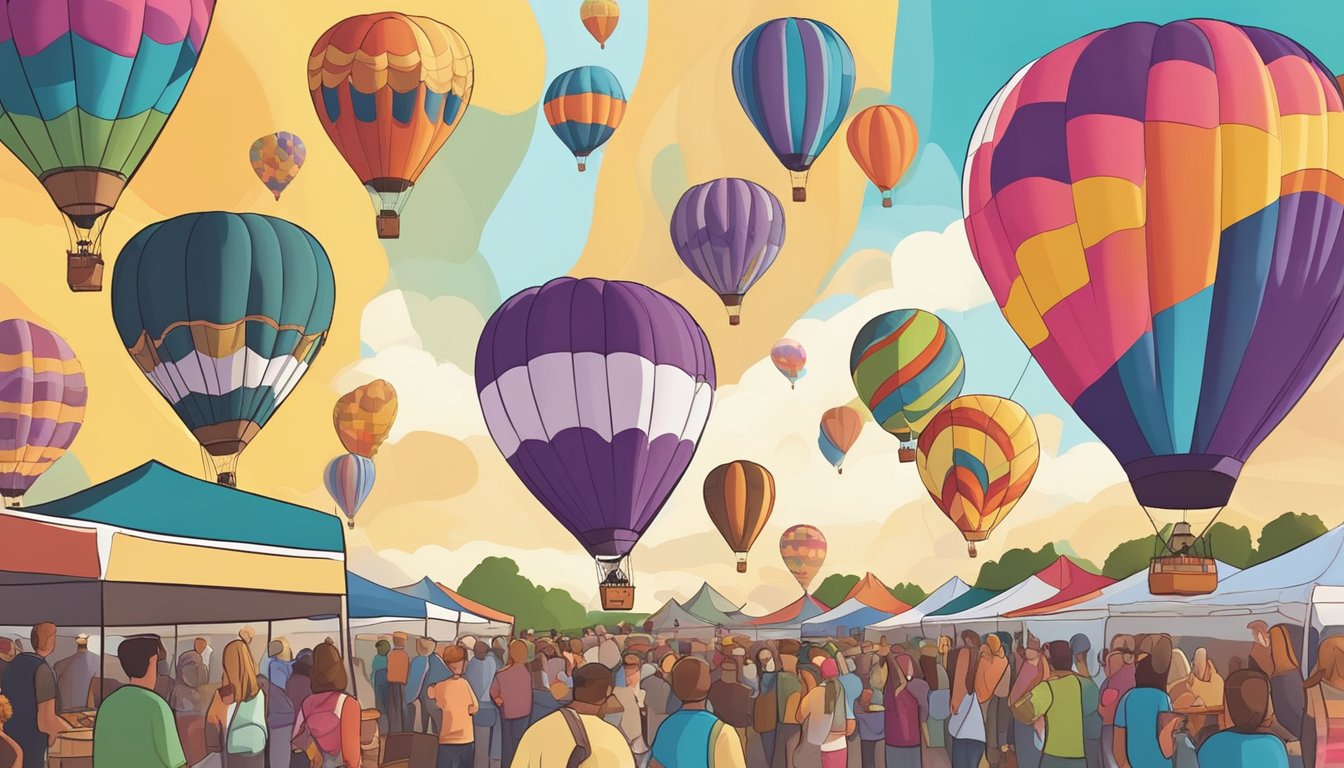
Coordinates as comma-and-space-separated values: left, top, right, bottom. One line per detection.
1015, 640, 1092, 768
93, 635, 186, 768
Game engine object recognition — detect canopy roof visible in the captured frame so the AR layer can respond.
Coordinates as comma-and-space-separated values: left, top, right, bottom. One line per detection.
929, 587, 1000, 617
843, 573, 912, 614
396, 577, 515, 627
1004, 558, 1115, 616
683, 583, 745, 625
647, 599, 715, 634
867, 577, 972, 634
927, 558, 1111, 626
749, 594, 829, 627
802, 598, 899, 638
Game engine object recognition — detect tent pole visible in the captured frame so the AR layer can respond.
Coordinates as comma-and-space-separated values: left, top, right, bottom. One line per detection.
173, 625, 180, 677
341, 593, 356, 696
99, 580, 106, 708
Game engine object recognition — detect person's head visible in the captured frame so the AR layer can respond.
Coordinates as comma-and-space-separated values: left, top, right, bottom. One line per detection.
310, 641, 348, 694
820, 658, 839, 681
222, 639, 261, 702
572, 663, 614, 705
1070, 633, 1091, 661
194, 637, 208, 655
507, 639, 529, 666
1045, 640, 1073, 674
720, 656, 739, 682
1268, 624, 1300, 674
392, 631, 408, 650
1310, 636, 1344, 689
895, 653, 915, 679
443, 645, 467, 675
473, 641, 489, 660
777, 639, 800, 661
659, 652, 678, 677
375, 639, 391, 657
76, 633, 89, 651
1135, 652, 1170, 690
1192, 648, 1212, 681
961, 630, 980, 649
416, 636, 436, 657
671, 657, 712, 703
985, 634, 1004, 658
29, 623, 56, 657
118, 635, 166, 687
1225, 669, 1272, 734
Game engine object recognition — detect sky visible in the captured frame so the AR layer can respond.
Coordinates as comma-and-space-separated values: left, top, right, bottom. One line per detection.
6, 0, 1344, 613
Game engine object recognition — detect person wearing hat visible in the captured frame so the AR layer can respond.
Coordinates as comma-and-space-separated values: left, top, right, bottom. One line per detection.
651, 657, 747, 768
53, 633, 98, 713
386, 632, 411, 733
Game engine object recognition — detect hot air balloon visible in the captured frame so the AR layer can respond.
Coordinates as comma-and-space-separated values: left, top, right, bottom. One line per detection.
325, 453, 375, 529
0, 320, 87, 507
111, 212, 335, 487
544, 66, 627, 171
0, 0, 216, 292
476, 277, 715, 610
847, 105, 919, 208
916, 396, 1038, 558
334, 380, 399, 458
732, 18, 855, 202
670, 178, 786, 325
850, 309, 965, 463
964, 19, 1344, 593
704, 460, 775, 573
249, 132, 307, 201
779, 524, 827, 593
308, 13, 474, 239
818, 406, 862, 474
771, 338, 806, 389
580, 0, 619, 49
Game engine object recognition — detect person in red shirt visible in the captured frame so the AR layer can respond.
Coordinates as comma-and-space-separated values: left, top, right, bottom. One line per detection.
490, 640, 533, 767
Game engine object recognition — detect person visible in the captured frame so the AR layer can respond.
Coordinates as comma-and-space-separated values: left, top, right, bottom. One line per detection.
172, 638, 211, 715
1071, 635, 1094, 681
291, 642, 362, 768
918, 643, 950, 761
1252, 624, 1304, 742
947, 631, 984, 768
204, 639, 268, 768
0, 639, 16, 685
800, 659, 854, 768
429, 645, 478, 768
386, 632, 411, 734
1100, 642, 1136, 768
885, 651, 928, 768
1015, 640, 1091, 768
92, 635, 185, 768
406, 636, 433, 733
857, 685, 885, 768
54, 634, 98, 712
2, 623, 68, 768
750, 647, 779, 767
265, 639, 294, 690
977, 635, 1012, 768
491, 639, 533, 768
644, 660, 672, 747
259, 661, 296, 768
607, 652, 648, 764
0, 695, 20, 768
1197, 669, 1288, 767
1011, 637, 1046, 768
1188, 648, 1223, 711
513, 662, 632, 767
286, 650, 314, 716
776, 640, 805, 768
1114, 650, 1179, 768
417, 637, 452, 735
1165, 650, 1197, 710
651, 657, 747, 768
1074, 645, 1102, 768
709, 656, 754, 753
1304, 635, 1344, 768
371, 639, 390, 735
463, 640, 499, 768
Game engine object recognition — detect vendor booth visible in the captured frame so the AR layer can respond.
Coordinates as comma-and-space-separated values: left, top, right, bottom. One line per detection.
396, 577, 514, 639
865, 577, 972, 641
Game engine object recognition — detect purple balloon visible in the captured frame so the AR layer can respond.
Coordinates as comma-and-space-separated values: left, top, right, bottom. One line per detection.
475, 277, 716, 560
670, 178, 785, 325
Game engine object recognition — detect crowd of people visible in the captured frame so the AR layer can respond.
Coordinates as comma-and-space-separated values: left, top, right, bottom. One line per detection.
0, 620, 1340, 767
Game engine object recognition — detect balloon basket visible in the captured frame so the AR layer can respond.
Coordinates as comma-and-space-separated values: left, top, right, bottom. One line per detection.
898, 447, 916, 463
600, 585, 635, 610
216, 471, 237, 488
376, 212, 400, 239
792, 186, 806, 202
347, 520, 355, 530
735, 552, 748, 574
67, 252, 104, 292
1148, 556, 1217, 596
882, 196, 893, 208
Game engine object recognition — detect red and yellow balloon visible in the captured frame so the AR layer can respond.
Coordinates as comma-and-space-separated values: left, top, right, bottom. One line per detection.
333, 380, 399, 458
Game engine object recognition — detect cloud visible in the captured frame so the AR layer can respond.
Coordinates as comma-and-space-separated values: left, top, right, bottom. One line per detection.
818, 221, 993, 312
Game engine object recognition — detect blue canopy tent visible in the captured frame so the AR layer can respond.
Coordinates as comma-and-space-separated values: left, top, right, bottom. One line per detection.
396, 577, 514, 640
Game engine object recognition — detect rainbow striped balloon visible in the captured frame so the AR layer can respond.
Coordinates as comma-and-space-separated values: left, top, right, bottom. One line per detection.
0, 320, 87, 505
916, 396, 1039, 557
544, 66, 627, 171
779, 524, 827, 592
850, 309, 965, 462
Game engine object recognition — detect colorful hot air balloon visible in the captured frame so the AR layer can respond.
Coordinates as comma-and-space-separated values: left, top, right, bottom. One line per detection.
850, 309, 965, 463
916, 396, 1039, 557
476, 277, 716, 610
325, 453, 375, 529
0, 0, 216, 292
308, 13, 474, 239
704, 460, 775, 573
818, 406, 862, 474
732, 18, 855, 202
771, 338, 807, 389
0, 320, 87, 507
579, 0, 619, 49
779, 524, 827, 593
964, 20, 1344, 521
111, 212, 335, 487
544, 66, 627, 171
670, 178, 786, 325
249, 132, 307, 200
334, 380, 399, 458
847, 105, 919, 208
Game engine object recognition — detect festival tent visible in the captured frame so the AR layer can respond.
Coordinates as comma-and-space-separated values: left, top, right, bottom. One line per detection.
864, 578, 982, 641
646, 599, 718, 640
682, 583, 747, 625
922, 557, 1112, 637
802, 573, 911, 638
735, 594, 829, 640
395, 578, 514, 639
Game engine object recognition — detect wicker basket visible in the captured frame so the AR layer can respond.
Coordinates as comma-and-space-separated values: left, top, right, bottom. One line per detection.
1148, 556, 1218, 596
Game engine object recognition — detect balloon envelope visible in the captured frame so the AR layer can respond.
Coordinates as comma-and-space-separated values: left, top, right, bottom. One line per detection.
670, 178, 786, 325
476, 277, 716, 562
780, 524, 827, 592
544, 66, 627, 171
847, 105, 919, 207
579, 0, 619, 48
818, 406, 862, 472
0, 320, 87, 504
732, 17, 855, 201
334, 380, 398, 458
771, 338, 807, 388
704, 460, 775, 571
964, 19, 1344, 510
325, 453, 375, 528
916, 396, 1039, 556
250, 132, 307, 200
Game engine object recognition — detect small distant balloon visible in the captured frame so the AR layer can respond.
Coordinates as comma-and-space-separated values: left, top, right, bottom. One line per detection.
818, 406, 862, 474
250, 132, 307, 200
325, 453, 376, 529
545, 66, 627, 171
847, 106, 918, 208
334, 380, 399, 458
771, 339, 807, 389
580, 0, 619, 48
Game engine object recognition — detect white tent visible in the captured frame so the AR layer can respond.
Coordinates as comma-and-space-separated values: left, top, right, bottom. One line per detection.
803, 598, 899, 639
921, 575, 1058, 637
865, 577, 970, 641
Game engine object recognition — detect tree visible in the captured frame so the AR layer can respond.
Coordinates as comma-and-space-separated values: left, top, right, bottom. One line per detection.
1102, 535, 1161, 580
457, 556, 587, 632
1253, 512, 1327, 565
975, 544, 1058, 590
1205, 522, 1254, 568
814, 574, 861, 608
889, 582, 928, 606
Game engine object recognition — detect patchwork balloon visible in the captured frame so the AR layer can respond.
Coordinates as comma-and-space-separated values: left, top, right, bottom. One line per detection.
249, 132, 307, 200
325, 453, 375, 529
544, 66, 627, 171
334, 380, 398, 458
0, 320, 87, 506
818, 406, 862, 474
770, 338, 807, 389
703, 460, 775, 573
779, 524, 827, 593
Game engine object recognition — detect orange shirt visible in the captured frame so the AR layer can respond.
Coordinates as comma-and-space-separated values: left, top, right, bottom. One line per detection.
386, 649, 410, 685
430, 678, 479, 745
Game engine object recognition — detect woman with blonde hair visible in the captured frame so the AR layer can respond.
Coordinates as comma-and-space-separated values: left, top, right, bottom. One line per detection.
205, 639, 268, 767
1304, 635, 1344, 768
0, 695, 22, 768
1166, 648, 1198, 709
1188, 648, 1224, 709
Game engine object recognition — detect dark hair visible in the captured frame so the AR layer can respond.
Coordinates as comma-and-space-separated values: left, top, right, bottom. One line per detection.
572, 663, 613, 704
310, 641, 348, 694
671, 657, 712, 703
1225, 669, 1272, 733
1135, 654, 1167, 690
1046, 640, 1073, 673
118, 635, 165, 679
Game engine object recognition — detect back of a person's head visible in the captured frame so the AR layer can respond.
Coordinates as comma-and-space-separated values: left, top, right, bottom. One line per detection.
572, 663, 613, 705
508, 639, 529, 665
671, 657, 712, 703
310, 641, 348, 694
1135, 654, 1168, 690
1225, 669, 1272, 733
1046, 640, 1073, 673
375, 639, 391, 656
442, 645, 466, 666
118, 635, 164, 680
30, 623, 55, 654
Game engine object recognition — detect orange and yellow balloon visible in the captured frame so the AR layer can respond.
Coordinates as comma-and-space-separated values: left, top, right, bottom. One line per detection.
334, 380, 399, 458
916, 395, 1039, 558
704, 460, 775, 573
780, 524, 827, 593
249, 132, 306, 201
847, 105, 918, 208
579, 0, 619, 49
818, 406, 862, 474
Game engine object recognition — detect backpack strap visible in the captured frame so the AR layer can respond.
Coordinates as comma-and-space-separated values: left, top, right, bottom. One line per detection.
560, 708, 592, 768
